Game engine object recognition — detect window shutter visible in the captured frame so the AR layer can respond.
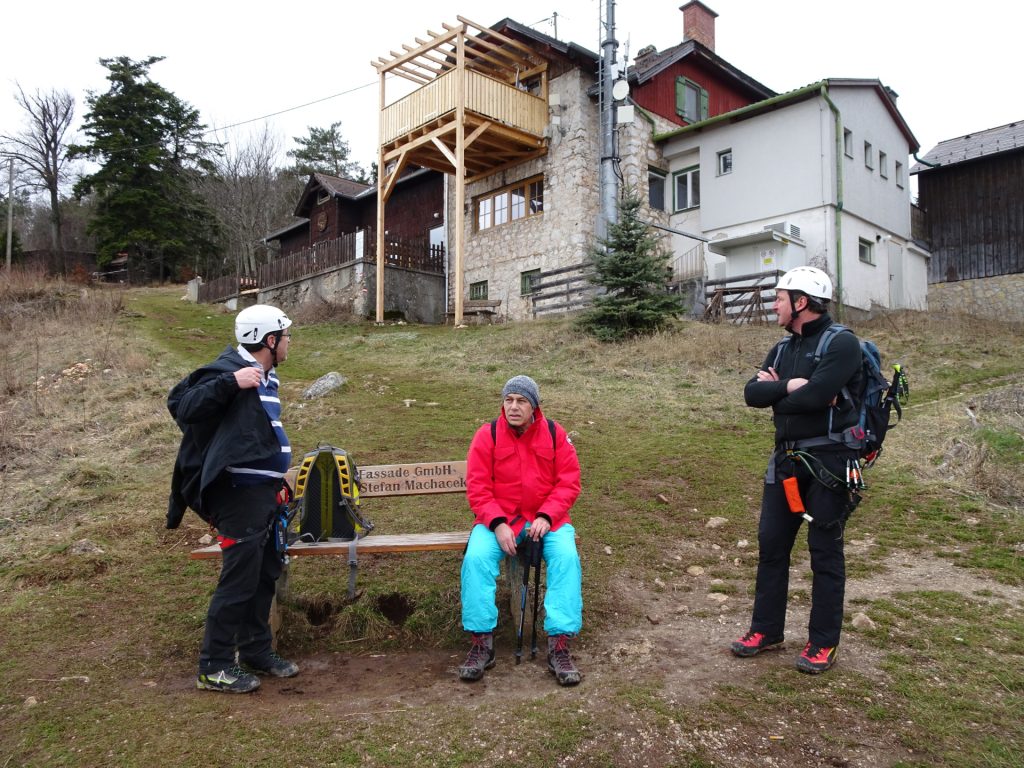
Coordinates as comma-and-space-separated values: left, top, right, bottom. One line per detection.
675, 77, 686, 118
700, 88, 709, 120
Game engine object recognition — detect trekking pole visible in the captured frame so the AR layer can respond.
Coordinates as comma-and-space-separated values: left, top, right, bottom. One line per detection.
530, 537, 542, 660
515, 539, 531, 665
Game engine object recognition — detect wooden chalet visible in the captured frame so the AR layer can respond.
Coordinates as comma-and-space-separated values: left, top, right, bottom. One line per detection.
372, 16, 551, 325
268, 169, 443, 258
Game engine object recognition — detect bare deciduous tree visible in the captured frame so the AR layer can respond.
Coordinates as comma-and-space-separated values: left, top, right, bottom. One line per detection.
1, 85, 76, 272
204, 125, 302, 278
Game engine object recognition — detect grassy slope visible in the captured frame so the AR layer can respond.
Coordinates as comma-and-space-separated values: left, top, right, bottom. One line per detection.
0, 284, 1021, 767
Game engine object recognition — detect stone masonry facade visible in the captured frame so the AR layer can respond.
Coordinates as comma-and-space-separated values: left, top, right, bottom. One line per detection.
453, 67, 602, 322
928, 273, 1024, 324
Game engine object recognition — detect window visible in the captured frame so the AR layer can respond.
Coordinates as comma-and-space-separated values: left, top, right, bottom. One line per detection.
675, 77, 708, 123
717, 149, 733, 176
469, 280, 488, 300
858, 238, 874, 265
843, 128, 853, 158
520, 269, 541, 296
895, 161, 904, 188
317, 190, 330, 205
673, 166, 701, 211
648, 168, 667, 211
864, 141, 874, 170
879, 151, 888, 179
475, 175, 544, 231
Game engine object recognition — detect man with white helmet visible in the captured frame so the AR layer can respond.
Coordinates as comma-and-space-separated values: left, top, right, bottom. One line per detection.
167, 304, 299, 692
731, 266, 864, 673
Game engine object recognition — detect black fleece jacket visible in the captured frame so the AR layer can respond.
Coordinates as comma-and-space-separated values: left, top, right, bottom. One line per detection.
166, 346, 281, 529
744, 313, 863, 445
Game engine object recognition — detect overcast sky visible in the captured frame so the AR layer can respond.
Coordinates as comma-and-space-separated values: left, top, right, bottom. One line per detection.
2, 0, 1019, 182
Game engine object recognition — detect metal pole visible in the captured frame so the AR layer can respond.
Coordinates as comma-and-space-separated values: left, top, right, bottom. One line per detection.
5, 157, 13, 271
599, 0, 619, 240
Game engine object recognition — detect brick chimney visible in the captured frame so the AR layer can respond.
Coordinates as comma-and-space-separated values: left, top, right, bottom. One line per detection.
681, 1, 719, 51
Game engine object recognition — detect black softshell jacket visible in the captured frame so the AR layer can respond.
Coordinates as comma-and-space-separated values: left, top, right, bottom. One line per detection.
744, 314, 863, 445
166, 346, 280, 529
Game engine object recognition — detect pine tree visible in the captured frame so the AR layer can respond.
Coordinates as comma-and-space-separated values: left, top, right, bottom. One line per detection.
69, 56, 222, 282
288, 122, 367, 182
576, 191, 680, 341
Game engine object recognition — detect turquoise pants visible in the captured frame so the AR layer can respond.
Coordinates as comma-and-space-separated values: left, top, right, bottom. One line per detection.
460, 522, 582, 636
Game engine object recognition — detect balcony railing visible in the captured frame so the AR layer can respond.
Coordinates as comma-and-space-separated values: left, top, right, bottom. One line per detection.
381, 69, 547, 146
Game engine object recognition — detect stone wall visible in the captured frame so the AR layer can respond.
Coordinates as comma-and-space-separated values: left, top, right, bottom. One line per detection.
259, 261, 445, 324
928, 273, 1024, 323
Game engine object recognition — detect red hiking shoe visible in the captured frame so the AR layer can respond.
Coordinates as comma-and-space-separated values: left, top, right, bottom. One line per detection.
730, 631, 784, 657
796, 643, 838, 673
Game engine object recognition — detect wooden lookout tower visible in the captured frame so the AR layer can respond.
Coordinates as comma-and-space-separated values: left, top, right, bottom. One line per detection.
372, 17, 550, 325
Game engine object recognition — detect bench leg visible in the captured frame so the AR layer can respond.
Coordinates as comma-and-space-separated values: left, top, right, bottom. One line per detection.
270, 562, 290, 649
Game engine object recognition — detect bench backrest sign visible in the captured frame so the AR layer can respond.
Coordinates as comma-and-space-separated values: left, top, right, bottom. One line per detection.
357, 461, 467, 497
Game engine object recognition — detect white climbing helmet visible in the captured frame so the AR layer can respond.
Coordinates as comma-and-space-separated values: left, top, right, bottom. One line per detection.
234, 304, 292, 345
776, 266, 833, 300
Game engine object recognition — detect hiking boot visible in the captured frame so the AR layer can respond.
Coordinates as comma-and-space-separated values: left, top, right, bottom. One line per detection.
458, 633, 495, 682
796, 643, 837, 674
730, 631, 784, 657
196, 664, 261, 693
547, 635, 581, 686
240, 651, 299, 678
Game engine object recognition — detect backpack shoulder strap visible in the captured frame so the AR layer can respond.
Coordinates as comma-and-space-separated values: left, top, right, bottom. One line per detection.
491, 417, 557, 450
771, 337, 790, 370
813, 323, 850, 362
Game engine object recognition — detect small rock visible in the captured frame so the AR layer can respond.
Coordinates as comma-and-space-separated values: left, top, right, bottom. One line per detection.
709, 578, 724, 586
686, 565, 705, 576
656, 494, 669, 504
707, 593, 728, 603
654, 577, 666, 588
603, 545, 613, 555
24, 696, 38, 708
646, 614, 661, 625
737, 539, 749, 548
402, 399, 417, 407
302, 372, 347, 400
198, 533, 213, 545
965, 517, 979, 526
852, 612, 876, 630
706, 517, 728, 529
70, 539, 103, 556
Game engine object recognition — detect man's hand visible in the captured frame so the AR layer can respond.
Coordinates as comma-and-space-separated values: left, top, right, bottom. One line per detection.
234, 366, 263, 389
786, 377, 809, 393
494, 522, 517, 556
756, 366, 780, 382
527, 517, 550, 541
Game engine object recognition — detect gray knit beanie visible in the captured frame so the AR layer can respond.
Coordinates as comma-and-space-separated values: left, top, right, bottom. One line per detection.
501, 375, 540, 409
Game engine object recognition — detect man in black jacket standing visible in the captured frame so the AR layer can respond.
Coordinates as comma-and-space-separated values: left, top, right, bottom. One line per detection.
167, 304, 300, 693
731, 267, 863, 674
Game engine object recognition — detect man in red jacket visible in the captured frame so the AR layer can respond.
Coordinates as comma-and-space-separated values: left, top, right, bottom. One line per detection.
458, 375, 583, 686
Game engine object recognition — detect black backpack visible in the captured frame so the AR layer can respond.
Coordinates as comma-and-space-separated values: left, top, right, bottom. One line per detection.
773, 324, 909, 466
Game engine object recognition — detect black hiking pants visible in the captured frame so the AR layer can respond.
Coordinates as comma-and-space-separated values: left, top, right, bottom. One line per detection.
751, 448, 856, 649
199, 475, 281, 674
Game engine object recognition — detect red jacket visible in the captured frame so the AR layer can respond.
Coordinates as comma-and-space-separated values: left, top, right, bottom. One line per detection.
466, 406, 581, 535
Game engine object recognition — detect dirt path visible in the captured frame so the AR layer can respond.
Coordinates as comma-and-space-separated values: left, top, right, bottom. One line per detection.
144, 549, 1021, 767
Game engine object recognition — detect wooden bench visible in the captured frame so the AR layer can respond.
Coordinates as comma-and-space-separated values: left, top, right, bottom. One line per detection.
188, 458, 562, 640
190, 460, 476, 637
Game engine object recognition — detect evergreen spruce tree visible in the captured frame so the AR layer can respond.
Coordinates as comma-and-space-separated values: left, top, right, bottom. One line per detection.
69, 56, 222, 282
288, 122, 367, 182
576, 191, 680, 341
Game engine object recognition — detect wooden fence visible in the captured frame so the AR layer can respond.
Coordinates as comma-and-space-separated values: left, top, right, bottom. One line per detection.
198, 274, 258, 304
197, 229, 445, 304
529, 261, 598, 318
703, 269, 782, 325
